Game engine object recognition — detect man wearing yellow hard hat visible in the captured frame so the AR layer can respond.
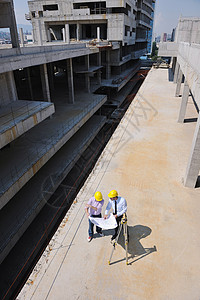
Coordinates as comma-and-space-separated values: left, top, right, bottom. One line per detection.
104, 190, 127, 241
85, 191, 104, 242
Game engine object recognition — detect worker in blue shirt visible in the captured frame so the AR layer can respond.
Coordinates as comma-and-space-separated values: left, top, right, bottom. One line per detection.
104, 190, 127, 241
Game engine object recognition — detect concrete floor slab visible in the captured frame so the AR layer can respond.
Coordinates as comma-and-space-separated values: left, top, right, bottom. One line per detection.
0, 100, 55, 149
0, 93, 107, 209
0, 115, 106, 264
101, 61, 141, 91
19, 68, 200, 300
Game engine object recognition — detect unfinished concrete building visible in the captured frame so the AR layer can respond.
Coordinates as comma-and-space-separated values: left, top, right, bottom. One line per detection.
159, 17, 200, 188
0, 1, 155, 292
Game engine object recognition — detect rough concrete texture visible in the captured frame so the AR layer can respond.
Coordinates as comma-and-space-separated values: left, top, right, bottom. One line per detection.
19, 68, 200, 300
0, 100, 55, 149
0, 93, 106, 208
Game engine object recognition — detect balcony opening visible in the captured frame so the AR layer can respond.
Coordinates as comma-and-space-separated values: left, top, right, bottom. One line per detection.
43, 4, 58, 11
82, 24, 107, 40
73, 2, 106, 14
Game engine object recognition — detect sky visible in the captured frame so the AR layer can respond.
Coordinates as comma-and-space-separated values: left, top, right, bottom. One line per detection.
13, 0, 200, 35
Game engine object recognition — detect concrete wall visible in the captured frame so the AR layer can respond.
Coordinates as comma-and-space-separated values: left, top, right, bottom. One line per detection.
175, 18, 200, 44
158, 42, 178, 57
177, 42, 200, 106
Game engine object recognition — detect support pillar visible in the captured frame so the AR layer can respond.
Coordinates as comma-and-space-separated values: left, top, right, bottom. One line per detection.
184, 113, 200, 188
106, 50, 111, 80
97, 52, 101, 85
65, 24, 70, 44
76, 23, 80, 41
66, 58, 75, 103
19, 28, 25, 47
35, 19, 43, 46
97, 27, 100, 42
47, 29, 52, 42
173, 61, 180, 84
48, 63, 55, 91
62, 28, 65, 42
27, 68, 34, 100
178, 81, 190, 123
40, 64, 51, 102
5, 71, 18, 102
175, 69, 183, 97
10, 1, 20, 49
85, 55, 90, 93
172, 57, 176, 74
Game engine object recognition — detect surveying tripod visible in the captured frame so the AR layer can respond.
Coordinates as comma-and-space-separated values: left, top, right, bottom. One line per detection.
108, 213, 129, 265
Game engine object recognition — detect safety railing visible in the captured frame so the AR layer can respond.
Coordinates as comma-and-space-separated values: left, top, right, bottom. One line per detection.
0, 101, 52, 133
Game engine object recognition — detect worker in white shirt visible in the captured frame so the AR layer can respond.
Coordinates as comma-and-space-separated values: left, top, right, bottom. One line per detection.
104, 190, 127, 241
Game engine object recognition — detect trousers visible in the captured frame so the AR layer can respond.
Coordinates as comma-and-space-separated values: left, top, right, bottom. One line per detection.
88, 213, 102, 237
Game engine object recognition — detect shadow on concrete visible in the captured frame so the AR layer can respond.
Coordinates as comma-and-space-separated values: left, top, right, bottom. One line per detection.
93, 229, 113, 239
184, 118, 198, 123
109, 225, 157, 265
168, 68, 174, 82
195, 176, 200, 188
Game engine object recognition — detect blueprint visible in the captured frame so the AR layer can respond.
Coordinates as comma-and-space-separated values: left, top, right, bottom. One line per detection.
89, 213, 117, 229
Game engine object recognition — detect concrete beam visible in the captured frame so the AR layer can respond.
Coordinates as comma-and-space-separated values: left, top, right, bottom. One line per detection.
184, 113, 200, 188
178, 81, 190, 123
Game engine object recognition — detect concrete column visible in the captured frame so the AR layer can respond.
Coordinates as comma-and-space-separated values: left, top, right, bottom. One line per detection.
97, 52, 101, 85
178, 81, 190, 123
175, 69, 183, 97
40, 64, 51, 102
48, 63, 55, 91
85, 55, 90, 93
65, 24, 70, 44
62, 28, 66, 42
19, 28, 25, 47
173, 61, 180, 84
66, 58, 75, 103
172, 57, 176, 74
10, 1, 20, 49
5, 71, 18, 102
184, 113, 200, 188
35, 19, 43, 46
106, 50, 111, 80
97, 27, 100, 42
47, 29, 52, 42
27, 68, 34, 100
76, 23, 80, 41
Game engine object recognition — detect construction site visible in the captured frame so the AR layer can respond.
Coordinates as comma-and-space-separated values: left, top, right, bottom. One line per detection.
1, 0, 200, 299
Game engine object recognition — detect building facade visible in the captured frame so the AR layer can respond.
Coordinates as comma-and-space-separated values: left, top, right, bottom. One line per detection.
159, 17, 200, 188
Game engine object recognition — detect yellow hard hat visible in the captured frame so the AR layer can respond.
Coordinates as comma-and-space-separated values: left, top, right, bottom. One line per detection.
94, 191, 103, 201
108, 190, 118, 198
